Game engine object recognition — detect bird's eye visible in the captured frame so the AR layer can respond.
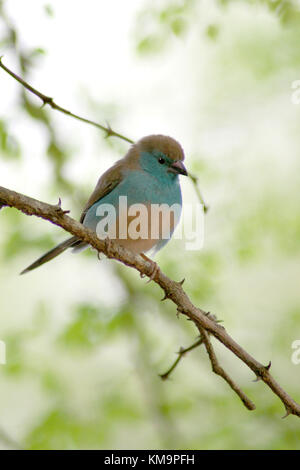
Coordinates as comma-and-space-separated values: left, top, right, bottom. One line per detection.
158, 157, 165, 164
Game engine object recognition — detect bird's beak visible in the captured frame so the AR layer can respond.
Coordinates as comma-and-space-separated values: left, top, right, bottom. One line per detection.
169, 160, 188, 176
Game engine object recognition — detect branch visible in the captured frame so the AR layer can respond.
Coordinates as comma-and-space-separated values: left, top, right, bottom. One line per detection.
0, 57, 134, 144
1, 185, 300, 417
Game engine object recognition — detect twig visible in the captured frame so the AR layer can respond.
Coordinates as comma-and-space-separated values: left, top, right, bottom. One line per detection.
1, 185, 300, 417
160, 337, 204, 380
198, 327, 255, 411
0, 57, 134, 144
160, 313, 221, 379
189, 172, 209, 213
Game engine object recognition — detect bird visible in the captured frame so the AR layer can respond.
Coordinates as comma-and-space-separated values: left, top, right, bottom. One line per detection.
21, 135, 188, 278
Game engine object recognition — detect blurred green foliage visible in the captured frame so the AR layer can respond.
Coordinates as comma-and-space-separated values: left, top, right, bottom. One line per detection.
0, 119, 20, 159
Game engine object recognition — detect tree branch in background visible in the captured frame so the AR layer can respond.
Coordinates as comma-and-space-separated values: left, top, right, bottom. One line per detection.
1, 185, 300, 418
0, 58, 209, 211
160, 336, 204, 380
198, 326, 255, 411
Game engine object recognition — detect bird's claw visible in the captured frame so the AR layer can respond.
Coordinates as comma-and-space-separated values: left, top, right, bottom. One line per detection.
146, 261, 160, 283
104, 237, 113, 258
140, 253, 160, 283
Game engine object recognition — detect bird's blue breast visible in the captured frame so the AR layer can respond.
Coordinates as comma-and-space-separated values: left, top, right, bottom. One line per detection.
121, 169, 182, 207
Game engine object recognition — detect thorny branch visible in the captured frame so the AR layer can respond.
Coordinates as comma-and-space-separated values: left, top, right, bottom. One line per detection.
0, 186, 300, 417
160, 313, 223, 379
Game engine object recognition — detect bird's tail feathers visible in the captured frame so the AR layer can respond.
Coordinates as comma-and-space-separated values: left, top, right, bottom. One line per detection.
20, 236, 81, 275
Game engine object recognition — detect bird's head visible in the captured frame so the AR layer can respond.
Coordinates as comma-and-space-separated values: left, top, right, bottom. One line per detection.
126, 135, 187, 181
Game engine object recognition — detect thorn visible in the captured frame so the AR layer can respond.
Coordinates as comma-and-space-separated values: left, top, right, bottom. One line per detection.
205, 311, 211, 316
105, 121, 113, 138
178, 278, 185, 286
176, 308, 182, 319
43, 96, 53, 106
282, 408, 291, 419
161, 292, 169, 301
264, 361, 272, 371
253, 362, 271, 382
61, 209, 70, 215
40, 96, 53, 108
54, 198, 70, 215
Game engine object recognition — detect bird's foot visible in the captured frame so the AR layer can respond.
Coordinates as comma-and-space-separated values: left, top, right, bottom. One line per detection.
140, 253, 160, 283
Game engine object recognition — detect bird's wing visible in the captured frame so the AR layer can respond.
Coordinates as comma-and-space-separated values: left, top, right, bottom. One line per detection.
80, 159, 125, 223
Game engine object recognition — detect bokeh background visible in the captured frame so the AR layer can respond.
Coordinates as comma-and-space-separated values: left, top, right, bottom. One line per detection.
0, 0, 300, 450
